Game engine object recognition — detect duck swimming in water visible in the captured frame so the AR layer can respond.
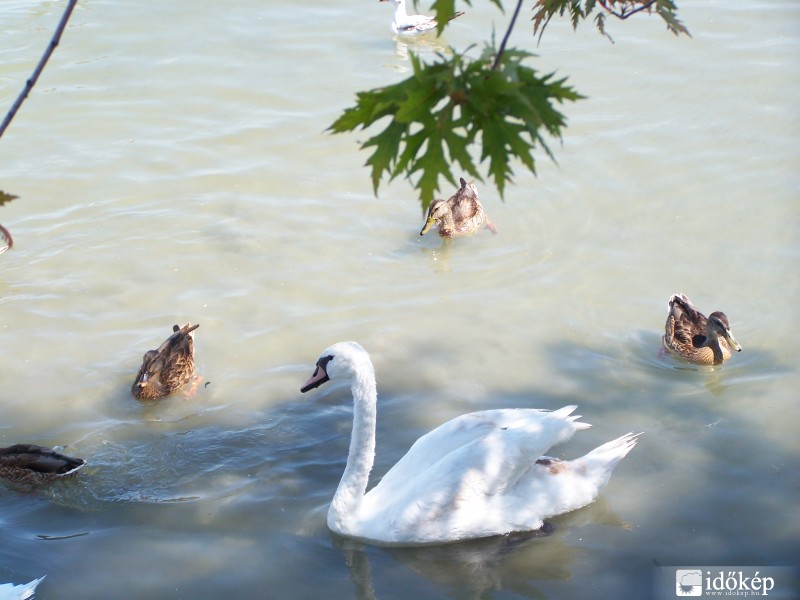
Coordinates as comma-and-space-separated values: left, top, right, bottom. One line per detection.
662, 293, 741, 365
131, 323, 200, 400
420, 178, 497, 238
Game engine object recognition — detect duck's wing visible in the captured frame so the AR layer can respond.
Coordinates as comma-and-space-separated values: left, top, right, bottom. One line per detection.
0, 444, 85, 476
450, 179, 480, 215
667, 293, 707, 348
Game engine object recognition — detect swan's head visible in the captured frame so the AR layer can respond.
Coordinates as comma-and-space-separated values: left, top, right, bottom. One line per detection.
706, 311, 742, 352
300, 341, 370, 393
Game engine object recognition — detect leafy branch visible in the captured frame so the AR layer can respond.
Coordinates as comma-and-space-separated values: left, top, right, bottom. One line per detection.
329, 45, 581, 208
332, 0, 687, 209
532, 0, 690, 43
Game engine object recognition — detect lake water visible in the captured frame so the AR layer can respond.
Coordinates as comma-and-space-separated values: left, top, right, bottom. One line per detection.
1, 1, 798, 598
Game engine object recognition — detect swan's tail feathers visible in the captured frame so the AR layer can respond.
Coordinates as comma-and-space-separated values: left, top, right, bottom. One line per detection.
579, 432, 642, 482
551, 405, 592, 430
561, 432, 642, 497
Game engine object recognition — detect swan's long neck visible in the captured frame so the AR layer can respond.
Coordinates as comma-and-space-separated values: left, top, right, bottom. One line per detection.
328, 360, 377, 533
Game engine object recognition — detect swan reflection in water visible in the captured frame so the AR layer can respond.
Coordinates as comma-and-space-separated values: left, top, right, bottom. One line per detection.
335, 495, 630, 600
389, 34, 452, 74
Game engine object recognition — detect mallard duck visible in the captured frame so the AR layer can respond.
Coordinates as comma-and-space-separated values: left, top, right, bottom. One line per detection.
0, 445, 85, 484
420, 177, 497, 238
662, 293, 741, 365
131, 323, 199, 400
301, 341, 640, 546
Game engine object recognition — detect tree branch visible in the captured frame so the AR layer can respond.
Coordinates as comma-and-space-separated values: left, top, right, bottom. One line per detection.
598, 0, 657, 20
492, 0, 524, 71
0, 0, 78, 140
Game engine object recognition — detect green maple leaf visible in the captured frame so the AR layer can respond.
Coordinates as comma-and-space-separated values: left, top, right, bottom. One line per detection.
328, 42, 582, 209
0, 191, 19, 207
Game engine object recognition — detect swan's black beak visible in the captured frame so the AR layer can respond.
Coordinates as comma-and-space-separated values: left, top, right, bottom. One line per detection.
301, 355, 333, 393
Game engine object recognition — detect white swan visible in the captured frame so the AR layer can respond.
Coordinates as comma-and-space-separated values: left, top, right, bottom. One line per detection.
0, 577, 45, 600
301, 341, 641, 546
379, 0, 464, 35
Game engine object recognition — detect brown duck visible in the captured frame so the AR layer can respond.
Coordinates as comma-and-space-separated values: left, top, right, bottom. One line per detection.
131, 323, 199, 400
0, 444, 85, 483
420, 178, 497, 238
662, 293, 741, 365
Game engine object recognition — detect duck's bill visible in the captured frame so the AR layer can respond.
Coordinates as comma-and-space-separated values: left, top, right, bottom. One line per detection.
301, 364, 330, 393
419, 218, 435, 236
726, 332, 742, 352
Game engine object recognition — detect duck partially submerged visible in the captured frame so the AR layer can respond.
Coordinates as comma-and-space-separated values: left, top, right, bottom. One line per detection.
0, 445, 85, 484
131, 323, 199, 400
662, 293, 741, 365
420, 178, 497, 238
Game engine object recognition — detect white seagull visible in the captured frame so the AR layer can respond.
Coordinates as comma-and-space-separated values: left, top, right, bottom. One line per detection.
379, 0, 465, 35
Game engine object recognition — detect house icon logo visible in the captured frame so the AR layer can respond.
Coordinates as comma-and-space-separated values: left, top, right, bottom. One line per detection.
675, 570, 703, 596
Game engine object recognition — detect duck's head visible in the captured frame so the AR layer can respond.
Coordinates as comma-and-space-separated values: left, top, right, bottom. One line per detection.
133, 350, 166, 398
707, 311, 742, 352
419, 199, 450, 236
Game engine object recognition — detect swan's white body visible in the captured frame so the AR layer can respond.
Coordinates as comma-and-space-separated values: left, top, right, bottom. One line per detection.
0, 577, 44, 600
380, 0, 463, 35
301, 342, 640, 546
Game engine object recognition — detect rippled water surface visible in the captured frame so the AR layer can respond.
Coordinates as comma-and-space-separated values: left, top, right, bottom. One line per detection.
1, 1, 798, 598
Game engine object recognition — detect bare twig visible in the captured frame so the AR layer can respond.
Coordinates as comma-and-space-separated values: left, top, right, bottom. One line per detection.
0, 0, 78, 139
492, 0, 524, 71
598, 0, 657, 20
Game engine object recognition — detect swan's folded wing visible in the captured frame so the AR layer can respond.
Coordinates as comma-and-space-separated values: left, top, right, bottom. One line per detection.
359, 413, 584, 543
373, 407, 583, 495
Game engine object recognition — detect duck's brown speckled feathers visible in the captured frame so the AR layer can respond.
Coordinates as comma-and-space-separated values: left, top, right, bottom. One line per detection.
0, 444, 86, 483
131, 323, 199, 400
662, 293, 741, 365
420, 177, 497, 238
